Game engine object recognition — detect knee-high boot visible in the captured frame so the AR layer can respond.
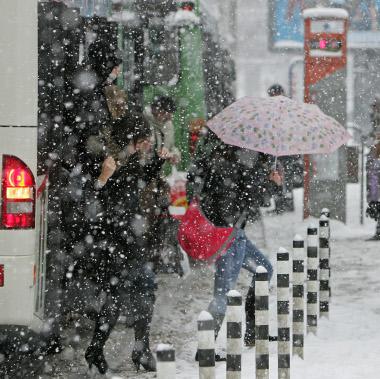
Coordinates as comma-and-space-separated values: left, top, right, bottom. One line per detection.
85, 295, 120, 374
132, 317, 156, 372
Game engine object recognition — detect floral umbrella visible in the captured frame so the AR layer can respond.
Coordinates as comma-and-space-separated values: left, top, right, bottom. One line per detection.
207, 96, 350, 157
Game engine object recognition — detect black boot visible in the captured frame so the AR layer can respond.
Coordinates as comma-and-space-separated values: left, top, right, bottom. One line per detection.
85, 345, 108, 375
131, 345, 156, 372
132, 319, 156, 372
85, 300, 119, 375
244, 283, 255, 346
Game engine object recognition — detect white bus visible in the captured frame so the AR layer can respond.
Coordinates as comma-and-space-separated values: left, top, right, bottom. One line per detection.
0, 0, 48, 334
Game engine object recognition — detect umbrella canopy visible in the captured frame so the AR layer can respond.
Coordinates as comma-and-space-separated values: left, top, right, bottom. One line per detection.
207, 96, 350, 157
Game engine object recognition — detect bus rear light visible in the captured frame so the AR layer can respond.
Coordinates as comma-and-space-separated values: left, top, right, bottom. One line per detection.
0, 265, 4, 287
1, 155, 35, 229
6, 187, 33, 200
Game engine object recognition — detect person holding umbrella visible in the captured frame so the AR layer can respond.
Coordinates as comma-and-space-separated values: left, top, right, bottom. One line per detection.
187, 130, 282, 349
188, 95, 350, 350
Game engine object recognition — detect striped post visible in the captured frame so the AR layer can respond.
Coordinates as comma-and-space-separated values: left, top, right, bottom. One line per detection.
321, 208, 331, 297
307, 225, 319, 335
197, 311, 215, 379
157, 344, 176, 379
226, 290, 242, 379
320, 208, 330, 220
277, 247, 290, 379
255, 266, 269, 379
292, 235, 305, 359
319, 215, 330, 318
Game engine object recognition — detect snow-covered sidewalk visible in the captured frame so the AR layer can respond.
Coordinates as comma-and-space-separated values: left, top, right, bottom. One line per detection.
46, 188, 380, 378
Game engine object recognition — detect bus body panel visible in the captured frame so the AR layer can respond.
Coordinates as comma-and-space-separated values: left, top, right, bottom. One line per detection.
0, 0, 43, 331
0, 255, 35, 326
0, 0, 38, 127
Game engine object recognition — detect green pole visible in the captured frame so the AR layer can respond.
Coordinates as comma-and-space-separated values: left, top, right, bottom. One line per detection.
175, 24, 206, 170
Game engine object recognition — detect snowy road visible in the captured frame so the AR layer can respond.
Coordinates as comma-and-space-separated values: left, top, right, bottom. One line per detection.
43, 188, 380, 379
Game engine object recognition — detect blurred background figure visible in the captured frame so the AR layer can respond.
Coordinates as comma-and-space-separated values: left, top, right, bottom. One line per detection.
142, 96, 182, 271
365, 133, 380, 240
267, 84, 296, 213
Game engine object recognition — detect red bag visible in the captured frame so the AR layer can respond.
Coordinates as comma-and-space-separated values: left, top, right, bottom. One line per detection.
177, 199, 235, 261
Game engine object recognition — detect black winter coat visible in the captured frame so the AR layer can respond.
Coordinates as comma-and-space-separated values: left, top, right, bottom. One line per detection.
187, 131, 276, 228
99, 152, 164, 263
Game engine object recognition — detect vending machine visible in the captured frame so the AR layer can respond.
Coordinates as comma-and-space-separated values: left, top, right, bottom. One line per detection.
303, 8, 348, 221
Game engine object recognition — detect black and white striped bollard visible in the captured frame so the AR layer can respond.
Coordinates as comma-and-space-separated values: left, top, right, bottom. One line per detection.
226, 290, 242, 379
292, 235, 305, 359
255, 266, 269, 379
157, 344, 176, 379
277, 247, 290, 379
197, 311, 215, 379
319, 215, 330, 318
307, 225, 319, 335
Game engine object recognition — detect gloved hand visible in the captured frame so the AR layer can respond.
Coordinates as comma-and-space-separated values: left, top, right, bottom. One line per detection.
366, 201, 380, 221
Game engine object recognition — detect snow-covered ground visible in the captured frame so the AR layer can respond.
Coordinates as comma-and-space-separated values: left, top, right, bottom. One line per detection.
45, 185, 380, 378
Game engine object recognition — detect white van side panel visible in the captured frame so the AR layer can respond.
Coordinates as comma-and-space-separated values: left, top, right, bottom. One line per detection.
0, 255, 35, 326
0, 0, 38, 126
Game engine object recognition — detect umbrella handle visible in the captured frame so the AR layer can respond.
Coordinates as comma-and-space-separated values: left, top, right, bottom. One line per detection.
273, 156, 278, 170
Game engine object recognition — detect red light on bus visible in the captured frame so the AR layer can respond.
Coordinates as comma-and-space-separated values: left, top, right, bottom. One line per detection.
1, 155, 35, 229
319, 39, 327, 49
0, 265, 4, 287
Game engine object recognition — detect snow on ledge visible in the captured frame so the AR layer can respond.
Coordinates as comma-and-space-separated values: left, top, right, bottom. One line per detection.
227, 289, 241, 298
278, 247, 288, 254
166, 9, 200, 27
256, 266, 267, 274
157, 343, 174, 352
198, 310, 213, 322
303, 7, 348, 20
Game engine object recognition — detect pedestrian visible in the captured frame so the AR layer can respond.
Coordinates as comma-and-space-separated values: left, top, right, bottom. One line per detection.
41, 37, 123, 354
144, 95, 181, 170
267, 83, 296, 213
85, 113, 163, 374
366, 131, 380, 240
142, 96, 181, 270
187, 129, 282, 352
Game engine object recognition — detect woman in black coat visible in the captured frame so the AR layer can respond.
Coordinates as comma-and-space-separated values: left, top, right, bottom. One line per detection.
84, 114, 164, 374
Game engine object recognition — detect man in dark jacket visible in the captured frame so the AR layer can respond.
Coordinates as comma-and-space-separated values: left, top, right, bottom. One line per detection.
187, 129, 281, 349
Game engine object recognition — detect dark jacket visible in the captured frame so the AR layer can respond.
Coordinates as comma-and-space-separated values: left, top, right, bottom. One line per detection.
99, 152, 165, 263
60, 39, 122, 238
187, 130, 276, 227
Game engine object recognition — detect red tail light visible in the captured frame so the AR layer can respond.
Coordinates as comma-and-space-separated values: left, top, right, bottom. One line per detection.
0, 265, 4, 287
1, 155, 35, 229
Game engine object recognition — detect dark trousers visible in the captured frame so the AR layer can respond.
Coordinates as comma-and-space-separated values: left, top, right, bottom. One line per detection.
90, 260, 155, 350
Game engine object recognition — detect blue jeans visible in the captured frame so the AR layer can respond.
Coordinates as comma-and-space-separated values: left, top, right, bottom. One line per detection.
208, 229, 273, 319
